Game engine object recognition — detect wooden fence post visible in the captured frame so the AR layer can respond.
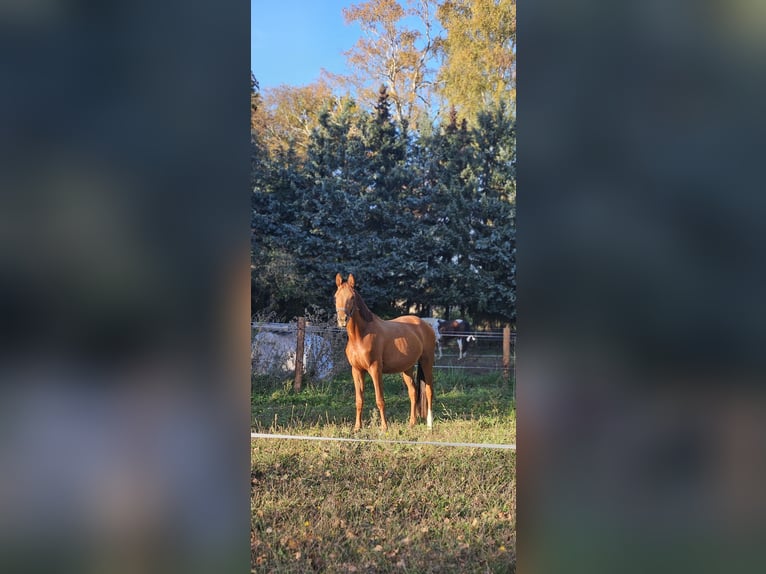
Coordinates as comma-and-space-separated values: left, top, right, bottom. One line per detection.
294, 317, 306, 392
503, 324, 511, 385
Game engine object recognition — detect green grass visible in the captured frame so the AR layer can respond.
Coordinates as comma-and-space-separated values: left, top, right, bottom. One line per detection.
252, 371, 515, 440
251, 370, 516, 573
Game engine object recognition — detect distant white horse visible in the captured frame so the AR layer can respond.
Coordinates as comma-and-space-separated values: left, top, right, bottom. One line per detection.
420, 318, 445, 358
420, 318, 476, 360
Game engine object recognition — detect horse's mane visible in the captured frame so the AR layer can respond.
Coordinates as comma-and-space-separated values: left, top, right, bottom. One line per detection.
354, 290, 375, 323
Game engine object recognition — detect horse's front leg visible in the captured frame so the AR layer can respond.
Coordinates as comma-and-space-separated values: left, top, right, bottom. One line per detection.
369, 364, 388, 431
351, 367, 365, 431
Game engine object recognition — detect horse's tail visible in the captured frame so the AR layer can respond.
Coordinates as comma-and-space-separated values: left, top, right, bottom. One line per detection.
417, 363, 428, 419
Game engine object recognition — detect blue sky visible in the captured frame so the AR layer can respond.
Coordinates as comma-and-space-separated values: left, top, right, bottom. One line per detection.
251, 0, 360, 89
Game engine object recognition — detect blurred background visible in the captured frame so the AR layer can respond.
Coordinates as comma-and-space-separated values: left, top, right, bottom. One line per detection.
519, 1, 766, 572
0, 2, 250, 573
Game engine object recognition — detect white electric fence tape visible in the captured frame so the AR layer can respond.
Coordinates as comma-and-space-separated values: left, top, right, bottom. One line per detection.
251, 432, 515, 450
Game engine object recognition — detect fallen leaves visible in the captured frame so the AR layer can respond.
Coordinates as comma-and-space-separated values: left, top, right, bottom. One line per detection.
250, 436, 516, 571
284, 536, 299, 550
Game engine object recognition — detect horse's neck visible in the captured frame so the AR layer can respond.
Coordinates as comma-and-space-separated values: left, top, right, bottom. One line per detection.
347, 311, 375, 339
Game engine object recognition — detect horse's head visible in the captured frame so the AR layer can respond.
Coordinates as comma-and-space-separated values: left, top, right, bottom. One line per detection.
334, 273, 357, 328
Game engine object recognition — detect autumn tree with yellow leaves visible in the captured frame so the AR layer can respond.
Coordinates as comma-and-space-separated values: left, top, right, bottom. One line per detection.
437, 0, 516, 123
340, 0, 442, 128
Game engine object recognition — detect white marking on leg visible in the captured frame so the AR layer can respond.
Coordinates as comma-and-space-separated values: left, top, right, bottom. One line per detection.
463, 335, 474, 359
427, 408, 433, 429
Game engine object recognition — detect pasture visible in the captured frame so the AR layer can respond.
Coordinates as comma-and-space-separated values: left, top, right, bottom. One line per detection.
251, 367, 516, 573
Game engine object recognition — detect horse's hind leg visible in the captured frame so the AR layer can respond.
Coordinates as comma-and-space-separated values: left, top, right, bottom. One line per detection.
424, 382, 434, 429
401, 369, 418, 427
419, 358, 435, 430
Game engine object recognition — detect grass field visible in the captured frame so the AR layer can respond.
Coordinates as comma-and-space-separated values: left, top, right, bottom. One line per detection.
251, 370, 516, 573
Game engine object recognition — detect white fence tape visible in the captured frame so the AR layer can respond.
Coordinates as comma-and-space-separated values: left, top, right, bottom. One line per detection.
251, 432, 515, 450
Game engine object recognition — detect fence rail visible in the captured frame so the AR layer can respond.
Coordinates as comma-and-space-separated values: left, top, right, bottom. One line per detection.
252, 319, 515, 389
251, 322, 516, 339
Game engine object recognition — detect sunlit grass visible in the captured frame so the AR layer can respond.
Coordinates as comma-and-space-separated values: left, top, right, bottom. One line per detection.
251, 438, 515, 573
251, 369, 516, 572
252, 372, 515, 442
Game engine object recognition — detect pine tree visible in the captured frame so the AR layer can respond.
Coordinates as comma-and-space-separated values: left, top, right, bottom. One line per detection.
250, 71, 261, 131
464, 104, 516, 324
251, 80, 516, 324
355, 84, 422, 312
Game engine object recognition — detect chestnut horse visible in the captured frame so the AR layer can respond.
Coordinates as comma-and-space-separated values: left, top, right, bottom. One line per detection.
334, 273, 436, 431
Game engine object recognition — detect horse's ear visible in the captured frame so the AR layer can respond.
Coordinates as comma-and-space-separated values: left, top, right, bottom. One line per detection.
335, 273, 343, 288
348, 274, 355, 288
